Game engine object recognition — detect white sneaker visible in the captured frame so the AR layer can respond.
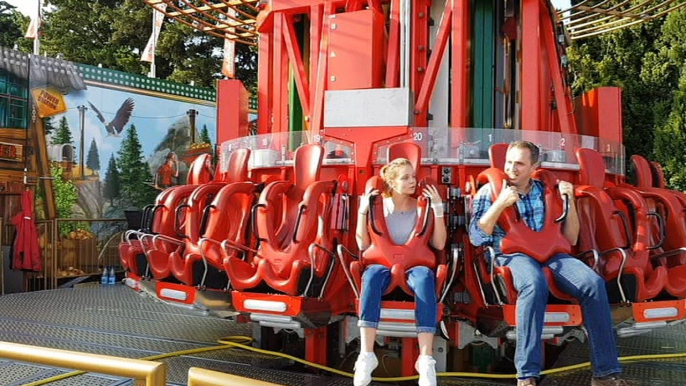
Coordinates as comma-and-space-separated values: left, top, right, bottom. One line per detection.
415, 355, 437, 386
353, 352, 378, 386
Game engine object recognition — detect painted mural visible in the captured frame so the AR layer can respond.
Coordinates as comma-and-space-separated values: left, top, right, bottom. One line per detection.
43, 67, 217, 223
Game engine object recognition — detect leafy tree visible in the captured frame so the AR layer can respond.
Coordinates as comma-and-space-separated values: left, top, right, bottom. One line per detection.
200, 124, 212, 145
38, 0, 257, 90
51, 164, 78, 235
86, 138, 100, 172
117, 124, 156, 208
102, 155, 120, 205
0, 1, 27, 49
51, 116, 73, 145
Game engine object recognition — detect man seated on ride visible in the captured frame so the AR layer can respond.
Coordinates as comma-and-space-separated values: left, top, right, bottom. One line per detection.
469, 141, 633, 386
353, 158, 447, 386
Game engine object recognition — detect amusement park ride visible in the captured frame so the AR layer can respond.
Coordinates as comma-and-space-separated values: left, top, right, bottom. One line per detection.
120, 0, 686, 379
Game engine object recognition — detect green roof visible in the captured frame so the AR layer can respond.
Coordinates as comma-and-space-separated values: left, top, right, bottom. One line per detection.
77, 64, 216, 102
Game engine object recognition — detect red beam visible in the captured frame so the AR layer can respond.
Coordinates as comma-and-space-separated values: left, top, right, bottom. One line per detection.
451, 0, 471, 128
541, 10, 577, 135
385, 0, 400, 88
257, 33, 272, 134
282, 14, 312, 122
415, 5, 453, 121
309, 4, 323, 117
311, 3, 334, 135
521, 0, 542, 131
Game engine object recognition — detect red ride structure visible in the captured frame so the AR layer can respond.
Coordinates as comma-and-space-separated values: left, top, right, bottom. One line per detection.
132, 0, 686, 378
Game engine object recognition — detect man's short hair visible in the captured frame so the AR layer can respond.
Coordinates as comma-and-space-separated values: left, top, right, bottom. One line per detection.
508, 141, 540, 164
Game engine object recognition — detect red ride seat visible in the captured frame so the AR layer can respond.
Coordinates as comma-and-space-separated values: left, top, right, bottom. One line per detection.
169, 149, 255, 287
224, 144, 337, 296
575, 148, 665, 302
473, 167, 577, 304
630, 155, 686, 298
347, 176, 449, 298
120, 154, 216, 279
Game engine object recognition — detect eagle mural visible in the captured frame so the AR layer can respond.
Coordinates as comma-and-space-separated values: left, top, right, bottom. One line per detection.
88, 98, 135, 136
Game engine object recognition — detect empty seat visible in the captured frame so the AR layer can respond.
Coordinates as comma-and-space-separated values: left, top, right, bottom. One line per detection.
576, 148, 665, 302
224, 144, 338, 296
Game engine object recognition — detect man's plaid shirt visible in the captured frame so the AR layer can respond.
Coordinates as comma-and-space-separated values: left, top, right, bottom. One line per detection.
469, 179, 547, 255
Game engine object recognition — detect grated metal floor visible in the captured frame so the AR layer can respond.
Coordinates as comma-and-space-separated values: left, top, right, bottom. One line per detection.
0, 285, 684, 385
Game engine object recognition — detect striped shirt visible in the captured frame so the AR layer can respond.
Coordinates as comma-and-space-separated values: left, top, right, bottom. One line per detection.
469, 179, 546, 255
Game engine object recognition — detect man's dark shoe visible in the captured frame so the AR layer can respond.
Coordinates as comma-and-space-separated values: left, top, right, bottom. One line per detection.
591, 375, 635, 386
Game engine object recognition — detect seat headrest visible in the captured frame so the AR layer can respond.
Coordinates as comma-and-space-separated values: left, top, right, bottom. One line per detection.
219, 148, 250, 183
365, 176, 385, 194
576, 148, 605, 188
489, 143, 509, 169
631, 155, 653, 188
186, 153, 214, 185
476, 168, 507, 195
650, 161, 666, 188
532, 169, 559, 188
388, 142, 421, 171
294, 143, 324, 188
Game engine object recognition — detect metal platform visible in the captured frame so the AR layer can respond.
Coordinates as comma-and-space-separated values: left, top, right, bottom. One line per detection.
0, 285, 684, 385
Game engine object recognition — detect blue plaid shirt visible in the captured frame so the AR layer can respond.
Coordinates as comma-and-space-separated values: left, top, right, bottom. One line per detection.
469, 179, 547, 255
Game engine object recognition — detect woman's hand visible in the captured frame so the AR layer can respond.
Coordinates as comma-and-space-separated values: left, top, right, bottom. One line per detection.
358, 189, 381, 215
422, 185, 444, 217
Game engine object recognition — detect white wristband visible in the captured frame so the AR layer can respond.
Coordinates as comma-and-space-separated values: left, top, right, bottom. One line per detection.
431, 202, 444, 218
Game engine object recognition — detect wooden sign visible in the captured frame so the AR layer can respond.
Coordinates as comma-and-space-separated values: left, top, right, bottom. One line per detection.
0, 141, 22, 162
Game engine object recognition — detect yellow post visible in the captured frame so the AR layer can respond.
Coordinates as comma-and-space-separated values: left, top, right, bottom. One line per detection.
0, 341, 166, 386
187, 367, 285, 386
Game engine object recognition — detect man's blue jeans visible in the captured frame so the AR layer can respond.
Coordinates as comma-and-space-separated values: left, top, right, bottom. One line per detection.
496, 253, 621, 379
358, 264, 437, 333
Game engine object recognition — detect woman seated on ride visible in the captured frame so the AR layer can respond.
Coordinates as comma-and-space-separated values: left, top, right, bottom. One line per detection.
353, 157, 447, 386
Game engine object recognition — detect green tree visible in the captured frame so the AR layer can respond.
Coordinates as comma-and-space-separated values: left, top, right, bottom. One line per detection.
43, 116, 57, 137
117, 124, 156, 208
0, 1, 27, 49
200, 124, 212, 145
38, 0, 257, 90
51, 164, 78, 235
652, 9, 686, 190
103, 155, 120, 205
51, 116, 73, 145
86, 138, 100, 172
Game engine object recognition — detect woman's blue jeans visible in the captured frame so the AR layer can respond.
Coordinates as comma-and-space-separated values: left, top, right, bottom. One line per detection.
496, 252, 621, 379
358, 264, 437, 333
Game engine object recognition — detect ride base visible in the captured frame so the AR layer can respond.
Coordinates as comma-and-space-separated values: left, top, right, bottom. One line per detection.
0, 284, 683, 385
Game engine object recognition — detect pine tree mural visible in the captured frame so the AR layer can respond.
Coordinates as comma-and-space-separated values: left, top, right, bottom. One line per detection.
52, 116, 73, 145
103, 155, 120, 205
86, 138, 101, 174
117, 124, 156, 208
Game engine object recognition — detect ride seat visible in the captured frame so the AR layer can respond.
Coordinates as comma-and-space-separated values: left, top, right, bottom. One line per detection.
347, 176, 449, 298
576, 148, 665, 302
630, 155, 686, 297
488, 143, 509, 169
472, 167, 575, 304
224, 143, 337, 296
169, 149, 255, 288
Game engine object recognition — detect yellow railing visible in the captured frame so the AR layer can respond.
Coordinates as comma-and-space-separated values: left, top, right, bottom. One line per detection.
0, 217, 3, 295
187, 367, 284, 386
0, 341, 166, 386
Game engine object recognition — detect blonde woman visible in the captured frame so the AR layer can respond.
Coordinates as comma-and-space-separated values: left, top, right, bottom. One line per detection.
353, 158, 447, 386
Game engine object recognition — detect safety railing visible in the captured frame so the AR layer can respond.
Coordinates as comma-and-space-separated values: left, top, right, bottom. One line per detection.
0, 217, 3, 295
0, 341, 166, 386
187, 367, 283, 386
0, 342, 289, 386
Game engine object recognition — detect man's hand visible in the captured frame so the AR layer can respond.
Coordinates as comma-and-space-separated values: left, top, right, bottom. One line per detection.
494, 180, 520, 208
558, 180, 574, 198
